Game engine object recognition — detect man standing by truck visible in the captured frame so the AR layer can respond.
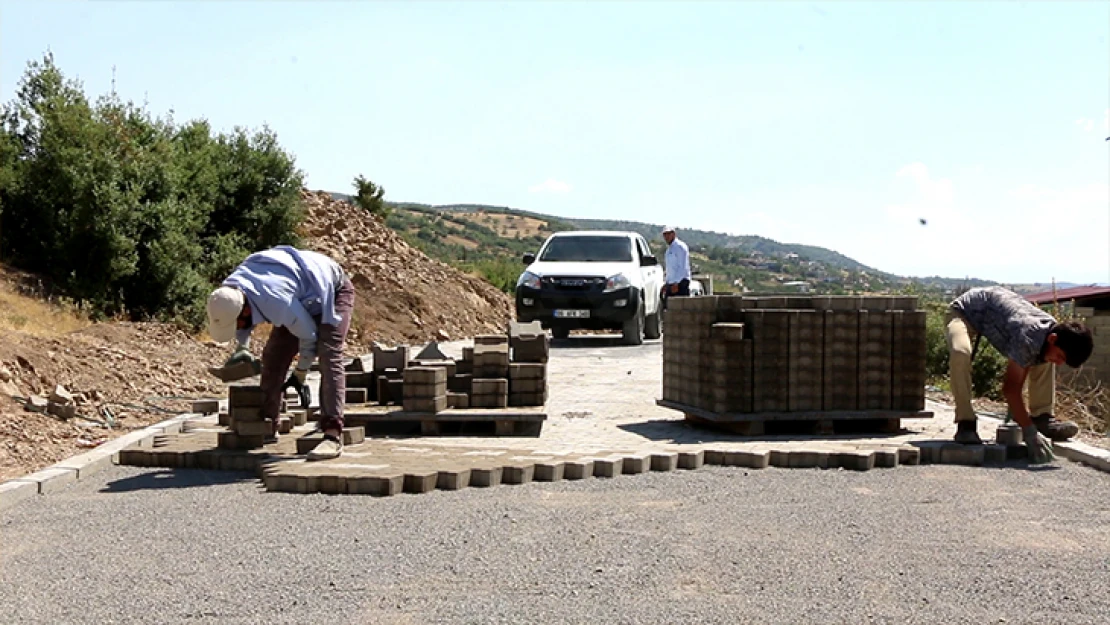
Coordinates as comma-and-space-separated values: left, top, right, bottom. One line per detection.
661, 226, 691, 306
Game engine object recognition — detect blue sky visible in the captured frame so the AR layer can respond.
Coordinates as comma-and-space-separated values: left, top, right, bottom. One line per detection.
2, 1, 1107, 285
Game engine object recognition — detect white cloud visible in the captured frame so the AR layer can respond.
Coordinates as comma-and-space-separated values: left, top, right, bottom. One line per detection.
528, 178, 571, 194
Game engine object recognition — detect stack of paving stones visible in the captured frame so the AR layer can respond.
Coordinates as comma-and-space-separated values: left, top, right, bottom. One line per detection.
471, 334, 511, 408
402, 367, 448, 413
508, 321, 549, 407
373, 344, 408, 406
218, 385, 270, 449
662, 295, 927, 418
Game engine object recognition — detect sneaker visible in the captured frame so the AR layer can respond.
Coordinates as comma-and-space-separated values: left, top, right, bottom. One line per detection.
1032, 414, 1079, 442
954, 420, 983, 445
306, 434, 343, 461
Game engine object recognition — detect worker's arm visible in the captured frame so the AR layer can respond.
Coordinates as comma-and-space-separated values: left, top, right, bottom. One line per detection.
1001, 359, 1031, 427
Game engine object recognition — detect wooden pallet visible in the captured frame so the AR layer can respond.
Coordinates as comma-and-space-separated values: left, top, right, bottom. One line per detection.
343, 406, 547, 437
656, 399, 932, 436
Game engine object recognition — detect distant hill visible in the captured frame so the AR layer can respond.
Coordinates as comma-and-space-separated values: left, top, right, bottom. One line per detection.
327, 193, 997, 295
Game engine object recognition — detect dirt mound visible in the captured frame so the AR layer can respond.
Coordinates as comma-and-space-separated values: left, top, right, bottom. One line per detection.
299, 190, 513, 346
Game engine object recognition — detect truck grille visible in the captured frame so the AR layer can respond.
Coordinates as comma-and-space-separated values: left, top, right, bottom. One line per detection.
543, 276, 606, 292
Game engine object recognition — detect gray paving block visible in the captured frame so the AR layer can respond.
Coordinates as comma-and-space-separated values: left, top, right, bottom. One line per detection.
835, 451, 876, 471
436, 469, 471, 490
939, 444, 985, 466
650, 452, 679, 472
621, 455, 651, 475
725, 450, 770, 469
677, 450, 705, 470
345, 388, 368, 404
769, 450, 790, 468
472, 378, 509, 394
404, 367, 447, 385
0, 480, 39, 510
563, 460, 594, 480
347, 474, 403, 496
704, 450, 726, 465
191, 399, 220, 414
474, 334, 509, 346
502, 465, 535, 485
534, 462, 565, 481
403, 471, 439, 494
403, 396, 448, 414
984, 444, 1008, 465
593, 457, 622, 478
228, 385, 265, 409
470, 467, 503, 487
786, 450, 826, 469
995, 424, 1022, 446
873, 449, 899, 468
898, 446, 921, 466
233, 419, 273, 437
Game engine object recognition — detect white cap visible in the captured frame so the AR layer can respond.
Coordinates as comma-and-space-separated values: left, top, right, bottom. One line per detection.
662, 225, 676, 234
206, 286, 245, 344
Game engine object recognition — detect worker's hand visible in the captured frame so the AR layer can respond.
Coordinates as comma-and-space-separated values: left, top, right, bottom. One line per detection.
1022, 425, 1055, 464
283, 368, 311, 409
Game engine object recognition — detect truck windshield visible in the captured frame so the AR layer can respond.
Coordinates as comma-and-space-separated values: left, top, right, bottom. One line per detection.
538, 236, 633, 262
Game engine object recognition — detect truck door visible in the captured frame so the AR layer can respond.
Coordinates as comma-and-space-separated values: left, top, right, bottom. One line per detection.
635, 236, 661, 314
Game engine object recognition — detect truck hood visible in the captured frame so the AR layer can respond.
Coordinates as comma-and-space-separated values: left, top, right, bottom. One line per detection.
524, 261, 630, 279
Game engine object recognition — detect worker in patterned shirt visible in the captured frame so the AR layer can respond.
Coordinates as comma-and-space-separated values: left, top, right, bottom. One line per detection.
946, 286, 1093, 462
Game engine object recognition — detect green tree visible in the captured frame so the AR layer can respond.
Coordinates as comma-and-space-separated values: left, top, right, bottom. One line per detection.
352, 174, 389, 219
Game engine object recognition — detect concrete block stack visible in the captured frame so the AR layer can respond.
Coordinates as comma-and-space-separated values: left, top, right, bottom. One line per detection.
373, 344, 408, 406
219, 385, 268, 449
662, 295, 926, 415
509, 363, 547, 407
471, 377, 509, 408
402, 367, 447, 413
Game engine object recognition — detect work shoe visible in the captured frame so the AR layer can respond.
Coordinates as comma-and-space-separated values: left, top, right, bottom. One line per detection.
1032, 414, 1079, 442
306, 434, 342, 461
954, 420, 983, 445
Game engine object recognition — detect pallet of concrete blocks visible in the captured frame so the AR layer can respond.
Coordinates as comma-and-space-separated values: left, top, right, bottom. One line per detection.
659, 294, 930, 432
509, 320, 549, 363
220, 384, 269, 449
471, 377, 509, 408
402, 366, 448, 414
473, 335, 510, 378
509, 363, 547, 407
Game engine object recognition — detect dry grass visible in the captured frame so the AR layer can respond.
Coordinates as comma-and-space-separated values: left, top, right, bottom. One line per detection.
1056, 370, 1109, 434
463, 211, 549, 239
0, 283, 90, 337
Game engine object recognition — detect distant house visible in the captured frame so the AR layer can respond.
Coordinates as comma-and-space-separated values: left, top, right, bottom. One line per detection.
1025, 285, 1110, 388
782, 280, 811, 293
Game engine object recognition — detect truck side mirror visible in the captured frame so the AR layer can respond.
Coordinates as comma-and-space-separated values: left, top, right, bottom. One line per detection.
523, 253, 536, 265
640, 255, 658, 267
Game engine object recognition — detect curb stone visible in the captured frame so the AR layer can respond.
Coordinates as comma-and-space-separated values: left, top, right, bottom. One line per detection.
0, 412, 203, 511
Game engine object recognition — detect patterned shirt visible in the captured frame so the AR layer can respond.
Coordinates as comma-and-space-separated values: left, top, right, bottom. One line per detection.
950, 286, 1055, 368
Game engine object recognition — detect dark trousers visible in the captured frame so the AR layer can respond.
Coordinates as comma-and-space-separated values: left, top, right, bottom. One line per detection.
662, 279, 690, 310
260, 278, 355, 433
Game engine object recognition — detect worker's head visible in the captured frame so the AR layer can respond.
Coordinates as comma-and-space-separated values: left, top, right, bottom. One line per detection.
662, 226, 676, 245
1042, 321, 1093, 368
206, 286, 247, 344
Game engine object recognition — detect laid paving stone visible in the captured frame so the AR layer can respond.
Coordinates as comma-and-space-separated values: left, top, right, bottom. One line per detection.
437, 469, 471, 490
724, 450, 770, 469
563, 460, 594, 480
592, 457, 623, 478
502, 464, 534, 485
347, 474, 403, 496
192, 399, 220, 414
534, 462, 565, 482
939, 444, 985, 466
873, 449, 899, 468
650, 452, 678, 472
622, 455, 651, 475
677, 450, 705, 470
835, 451, 876, 471
470, 467, 503, 487
404, 471, 439, 494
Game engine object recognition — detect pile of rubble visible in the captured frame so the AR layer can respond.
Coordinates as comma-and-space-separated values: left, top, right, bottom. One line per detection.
299, 190, 514, 345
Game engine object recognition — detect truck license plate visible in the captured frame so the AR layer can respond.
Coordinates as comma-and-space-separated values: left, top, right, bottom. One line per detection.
554, 309, 590, 319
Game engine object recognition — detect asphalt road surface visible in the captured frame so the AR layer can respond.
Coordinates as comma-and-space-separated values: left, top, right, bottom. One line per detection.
2, 336, 1109, 624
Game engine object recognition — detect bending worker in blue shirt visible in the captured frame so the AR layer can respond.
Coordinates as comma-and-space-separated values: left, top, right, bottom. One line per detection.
206, 246, 355, 461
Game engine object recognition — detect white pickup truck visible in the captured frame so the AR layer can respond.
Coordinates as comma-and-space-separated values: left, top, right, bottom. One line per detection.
514, 231, 665, 345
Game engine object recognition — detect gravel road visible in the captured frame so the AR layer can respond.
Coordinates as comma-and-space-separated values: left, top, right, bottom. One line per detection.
2, 336, 1109, 624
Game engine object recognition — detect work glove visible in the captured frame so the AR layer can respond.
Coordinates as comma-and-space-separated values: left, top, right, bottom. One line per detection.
1022, 424, 1055, 464
283, 368, 311, 409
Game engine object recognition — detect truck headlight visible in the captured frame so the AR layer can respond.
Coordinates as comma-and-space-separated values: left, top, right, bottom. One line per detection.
517, 271, 542, 290
604, 273, 631, 292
